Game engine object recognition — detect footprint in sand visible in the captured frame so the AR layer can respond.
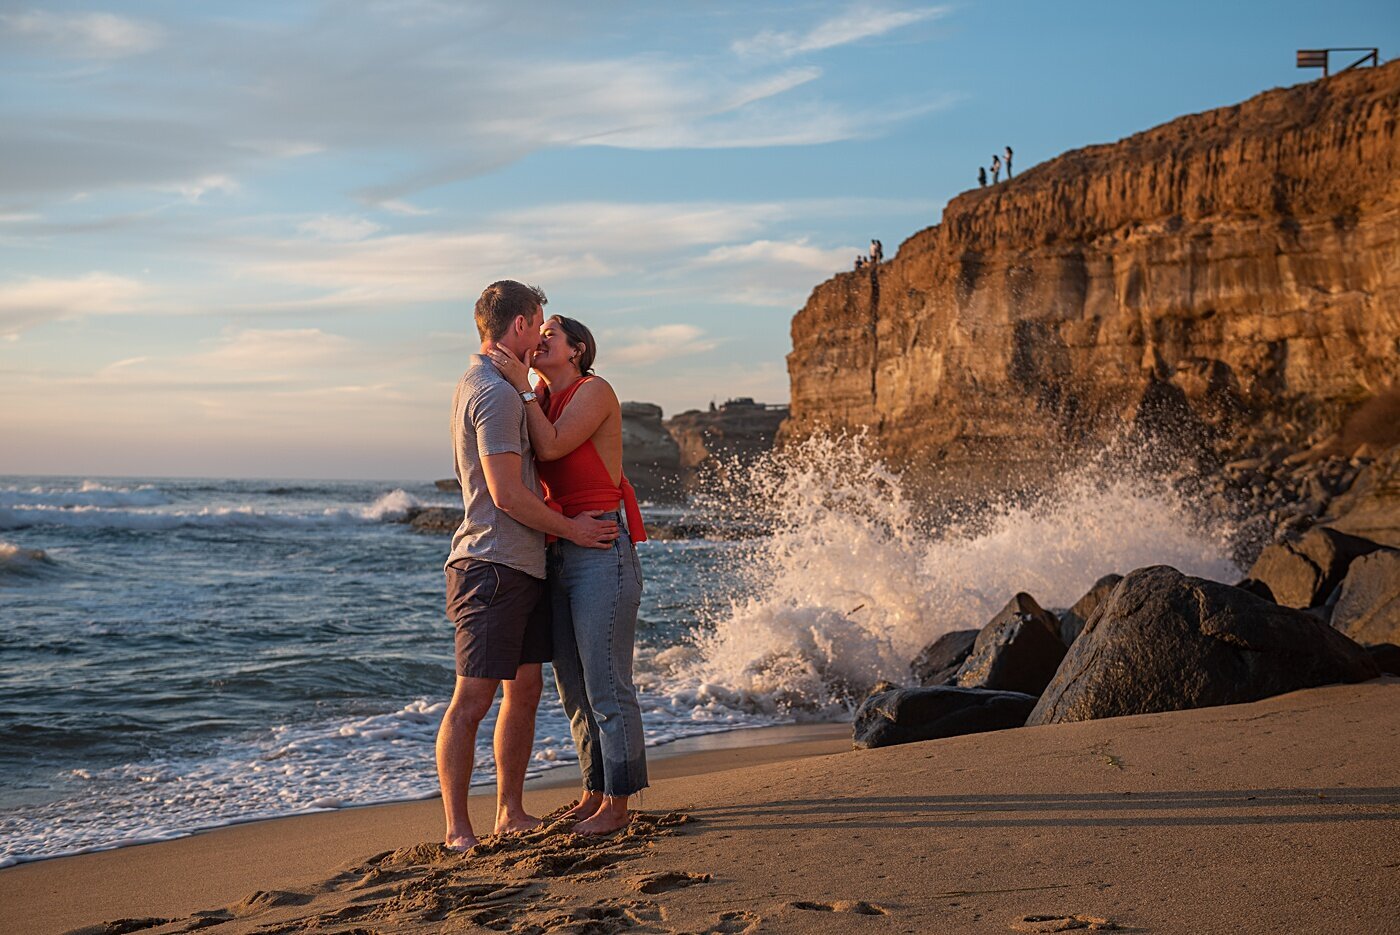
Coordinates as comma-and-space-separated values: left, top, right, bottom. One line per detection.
789, 899, 887, 915
704, 909, 763, 934
632, 870, 712, 894
1011, 913, 1117, 932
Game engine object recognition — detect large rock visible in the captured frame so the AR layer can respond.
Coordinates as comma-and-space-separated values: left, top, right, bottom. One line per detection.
853, 685, 1037, 749
956, 593, 1067, 696
1058, 574, 1122, 645
911, 629, 979, 686
1325, 443, 1400, 548
779, 62, 1400, 499
1246, 527, 1386, 608
620, 402, 683, 502
1028, 566, 1380, 725
1330, 550, 1400, 646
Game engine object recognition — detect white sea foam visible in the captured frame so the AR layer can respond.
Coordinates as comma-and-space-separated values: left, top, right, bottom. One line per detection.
0, 687, 772, 867
669, 433, 1242, 715
0, 489, 421, 531
0, 481, 171, 509
0, 540, 55, 579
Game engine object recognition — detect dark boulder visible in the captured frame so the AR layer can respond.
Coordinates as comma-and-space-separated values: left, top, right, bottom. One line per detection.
1232, 577, 1276, 603
407, 506, 463, 534
1367, 643, 1400, 676
1330, 549, 1400, 646
956, 593, 1067, 696
1246, 527, 1386, 608
911, 629, 979, 686
1058, 574, 1122, 645
853, 685, 1037, 749
1028, 565, 1380, 726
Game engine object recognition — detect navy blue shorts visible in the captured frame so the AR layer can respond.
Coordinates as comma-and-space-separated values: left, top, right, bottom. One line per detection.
445, 560, 551, 679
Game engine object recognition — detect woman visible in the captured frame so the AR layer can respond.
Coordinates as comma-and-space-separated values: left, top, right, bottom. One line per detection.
487, 315, 648, 835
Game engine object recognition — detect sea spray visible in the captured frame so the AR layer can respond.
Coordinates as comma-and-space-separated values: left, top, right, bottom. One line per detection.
668, 432, 1242, 715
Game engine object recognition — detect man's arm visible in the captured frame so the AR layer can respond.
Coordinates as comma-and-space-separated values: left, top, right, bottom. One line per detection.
481, 452, 617, 548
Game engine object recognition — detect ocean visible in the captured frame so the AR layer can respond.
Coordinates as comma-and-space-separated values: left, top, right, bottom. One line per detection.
0, 435, 1243, 867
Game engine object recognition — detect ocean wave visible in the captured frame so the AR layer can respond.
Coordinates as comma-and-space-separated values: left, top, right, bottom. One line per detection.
0, 489, 420, 531
0, 540, 56, 579
671, 432, 1242, 715
0, 690, 772, 867
0, 481, 171, 510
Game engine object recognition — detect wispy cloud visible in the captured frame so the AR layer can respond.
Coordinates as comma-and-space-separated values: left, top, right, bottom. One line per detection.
1, 10, 165, 58
733, 4, 948, 59
607, 324, 721, 365
0, 272, 147, 338
297, 215, 382, 242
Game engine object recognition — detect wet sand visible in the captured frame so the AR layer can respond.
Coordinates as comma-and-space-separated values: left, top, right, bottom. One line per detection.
3, 682, 1398, 935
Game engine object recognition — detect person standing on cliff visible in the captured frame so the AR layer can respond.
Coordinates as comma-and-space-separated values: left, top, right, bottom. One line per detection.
978, 166, 987, 187
437, 279, 619, 853
1005, 145, 1014, 179
871, 239, 883, 265
991, 154, 1001, 184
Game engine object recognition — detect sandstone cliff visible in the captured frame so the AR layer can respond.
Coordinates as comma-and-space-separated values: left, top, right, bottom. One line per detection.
783, 62, 1400, 495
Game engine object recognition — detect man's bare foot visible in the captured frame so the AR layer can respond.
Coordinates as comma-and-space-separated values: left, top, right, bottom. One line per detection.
560, 791, 604, 821
574, 797, 631, 836
444, 834, 479, 853
493, 811, 543, 835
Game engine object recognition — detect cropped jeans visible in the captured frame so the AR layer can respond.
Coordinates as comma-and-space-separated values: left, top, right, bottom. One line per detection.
548, 512, 648, 797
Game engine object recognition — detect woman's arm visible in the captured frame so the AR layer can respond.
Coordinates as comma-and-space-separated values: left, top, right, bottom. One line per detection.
526, 379, 615, 461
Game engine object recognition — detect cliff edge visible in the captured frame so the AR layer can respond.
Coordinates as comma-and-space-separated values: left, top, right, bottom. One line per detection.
783, 62, 1400, 495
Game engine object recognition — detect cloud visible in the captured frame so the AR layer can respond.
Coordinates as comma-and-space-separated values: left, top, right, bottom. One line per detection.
733, 4, 948, 59
163, 174, 239, 203
0, 272, 146, 337
606, 324, 721, 365
298, 215, 382, 242
1, 10, 165, 58
92, 328, 364, 387
696, 238, 855, 271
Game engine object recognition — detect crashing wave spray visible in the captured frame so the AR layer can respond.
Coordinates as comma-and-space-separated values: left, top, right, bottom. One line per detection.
673, 432, 1242, 715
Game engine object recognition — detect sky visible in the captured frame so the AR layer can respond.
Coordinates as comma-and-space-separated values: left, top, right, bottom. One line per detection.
2, 1, 1396, 480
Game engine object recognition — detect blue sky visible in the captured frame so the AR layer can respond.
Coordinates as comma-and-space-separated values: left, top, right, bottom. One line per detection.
2, 1, 1396, 479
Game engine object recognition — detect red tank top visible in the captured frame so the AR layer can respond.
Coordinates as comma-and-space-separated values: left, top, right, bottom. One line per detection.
536, 376, 647, 543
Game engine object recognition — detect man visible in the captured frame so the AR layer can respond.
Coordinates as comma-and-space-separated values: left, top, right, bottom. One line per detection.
1005, 145, 1014, 179
436, 279, 619, 852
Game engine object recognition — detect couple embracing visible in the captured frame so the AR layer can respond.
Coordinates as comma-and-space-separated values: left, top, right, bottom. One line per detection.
435, 280, 649, 851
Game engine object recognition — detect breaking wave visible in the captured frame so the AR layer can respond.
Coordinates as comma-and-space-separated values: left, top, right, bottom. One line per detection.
0, 489, 420, 531
665, 433, 1242, 715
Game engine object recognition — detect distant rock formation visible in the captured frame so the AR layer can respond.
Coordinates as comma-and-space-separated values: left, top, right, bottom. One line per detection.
782, 62, 1400, 497
621, 402, 683, 503
665, 398, 789, 493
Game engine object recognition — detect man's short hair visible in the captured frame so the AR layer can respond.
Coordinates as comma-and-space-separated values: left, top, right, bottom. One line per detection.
475, 281, 547, 341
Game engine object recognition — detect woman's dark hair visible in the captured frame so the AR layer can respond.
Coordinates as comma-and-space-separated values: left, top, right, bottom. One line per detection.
548, 315, 597, 375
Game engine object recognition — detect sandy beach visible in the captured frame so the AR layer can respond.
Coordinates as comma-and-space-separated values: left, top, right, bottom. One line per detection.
4, 680, 1397, 935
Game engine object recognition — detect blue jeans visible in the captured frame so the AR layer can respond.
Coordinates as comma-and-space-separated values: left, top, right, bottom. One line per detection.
548, 512, 648, 797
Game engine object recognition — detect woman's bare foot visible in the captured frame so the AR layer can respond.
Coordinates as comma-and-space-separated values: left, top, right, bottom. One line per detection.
560, 791, 604, 821
444, 834, 479, 853
493, 809, 544, 835
574, 795, 630, 836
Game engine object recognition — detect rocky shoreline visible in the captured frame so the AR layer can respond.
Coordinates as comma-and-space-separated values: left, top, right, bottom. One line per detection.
854, 443, 1399, 749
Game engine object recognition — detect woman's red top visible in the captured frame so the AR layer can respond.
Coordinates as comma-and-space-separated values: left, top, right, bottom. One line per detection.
536, 376, 647, 543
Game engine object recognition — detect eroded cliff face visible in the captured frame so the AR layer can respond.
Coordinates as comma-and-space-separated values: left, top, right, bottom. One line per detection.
784, 63, 1400, 494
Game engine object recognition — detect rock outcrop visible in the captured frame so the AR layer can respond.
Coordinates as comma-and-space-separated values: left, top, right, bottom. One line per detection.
1058, 573, 1122, 645
782, 63, 1400, 497
911, 629, 979, 686
955, 593, 1066, 696
1245, 527, 1386, 608
853, 685, 1037, 749
665, 398, 788, 492
1028, 565, 1379, 725
620, 402, 683, 502
1330, 549, 1400, 646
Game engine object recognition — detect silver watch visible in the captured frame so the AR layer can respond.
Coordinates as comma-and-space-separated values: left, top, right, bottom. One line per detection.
519, 391, 538, 404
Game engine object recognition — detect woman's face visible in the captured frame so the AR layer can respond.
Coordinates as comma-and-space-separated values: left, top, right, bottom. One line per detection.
533, 318, 579, 369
